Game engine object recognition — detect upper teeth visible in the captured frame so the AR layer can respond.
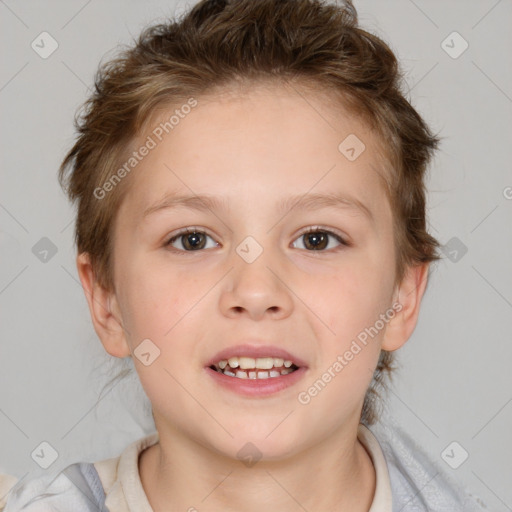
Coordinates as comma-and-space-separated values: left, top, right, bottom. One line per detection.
216, 357, 294, 370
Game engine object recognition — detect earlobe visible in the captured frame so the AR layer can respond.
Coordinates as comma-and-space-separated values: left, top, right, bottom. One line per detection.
381, 262, 430, 352
76, 252, 131, 358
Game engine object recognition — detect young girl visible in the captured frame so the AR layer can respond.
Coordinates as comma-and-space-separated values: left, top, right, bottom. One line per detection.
3, 0, 488, 510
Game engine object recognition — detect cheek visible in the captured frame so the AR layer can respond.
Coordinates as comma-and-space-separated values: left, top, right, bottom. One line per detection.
120, 259, 214, 367
314, 257, 392, 336
116, 258, 184, 343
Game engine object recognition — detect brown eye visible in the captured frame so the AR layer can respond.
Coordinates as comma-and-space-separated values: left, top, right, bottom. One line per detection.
166, 229, 217, 252
292, 228, 348, 251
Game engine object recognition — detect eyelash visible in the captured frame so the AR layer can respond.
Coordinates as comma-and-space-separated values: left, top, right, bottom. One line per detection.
164, 226, 350, 254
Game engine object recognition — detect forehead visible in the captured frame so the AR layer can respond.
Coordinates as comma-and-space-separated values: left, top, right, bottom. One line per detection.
119, 82, 391, 223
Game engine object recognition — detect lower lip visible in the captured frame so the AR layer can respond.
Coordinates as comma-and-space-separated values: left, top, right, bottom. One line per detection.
205, 366, 308, 397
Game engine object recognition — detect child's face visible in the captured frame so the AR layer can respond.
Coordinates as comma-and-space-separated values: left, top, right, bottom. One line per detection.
94, 83, 413, 457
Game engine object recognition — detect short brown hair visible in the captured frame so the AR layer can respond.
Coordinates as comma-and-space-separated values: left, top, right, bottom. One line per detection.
59, 0, 441, 426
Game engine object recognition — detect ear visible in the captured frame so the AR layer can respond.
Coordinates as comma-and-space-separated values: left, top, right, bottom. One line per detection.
76, 252, 131, 358
381, 262, 430, 352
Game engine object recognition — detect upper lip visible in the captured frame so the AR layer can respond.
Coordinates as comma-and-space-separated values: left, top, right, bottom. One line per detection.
206, 343, 308, 368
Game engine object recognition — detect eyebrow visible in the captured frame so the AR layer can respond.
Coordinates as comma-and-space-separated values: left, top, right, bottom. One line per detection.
142, 191, 374, 223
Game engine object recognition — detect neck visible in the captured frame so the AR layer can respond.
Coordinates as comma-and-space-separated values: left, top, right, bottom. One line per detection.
139, 419, 376, 512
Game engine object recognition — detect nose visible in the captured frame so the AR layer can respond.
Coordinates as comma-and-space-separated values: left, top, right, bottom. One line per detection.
219, 244, 294, 321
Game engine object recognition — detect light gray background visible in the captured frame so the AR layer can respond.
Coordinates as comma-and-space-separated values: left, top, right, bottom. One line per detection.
1, 0, 511, 510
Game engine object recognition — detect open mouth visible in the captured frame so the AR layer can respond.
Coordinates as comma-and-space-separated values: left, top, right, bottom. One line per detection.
209, 356, 300, 380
